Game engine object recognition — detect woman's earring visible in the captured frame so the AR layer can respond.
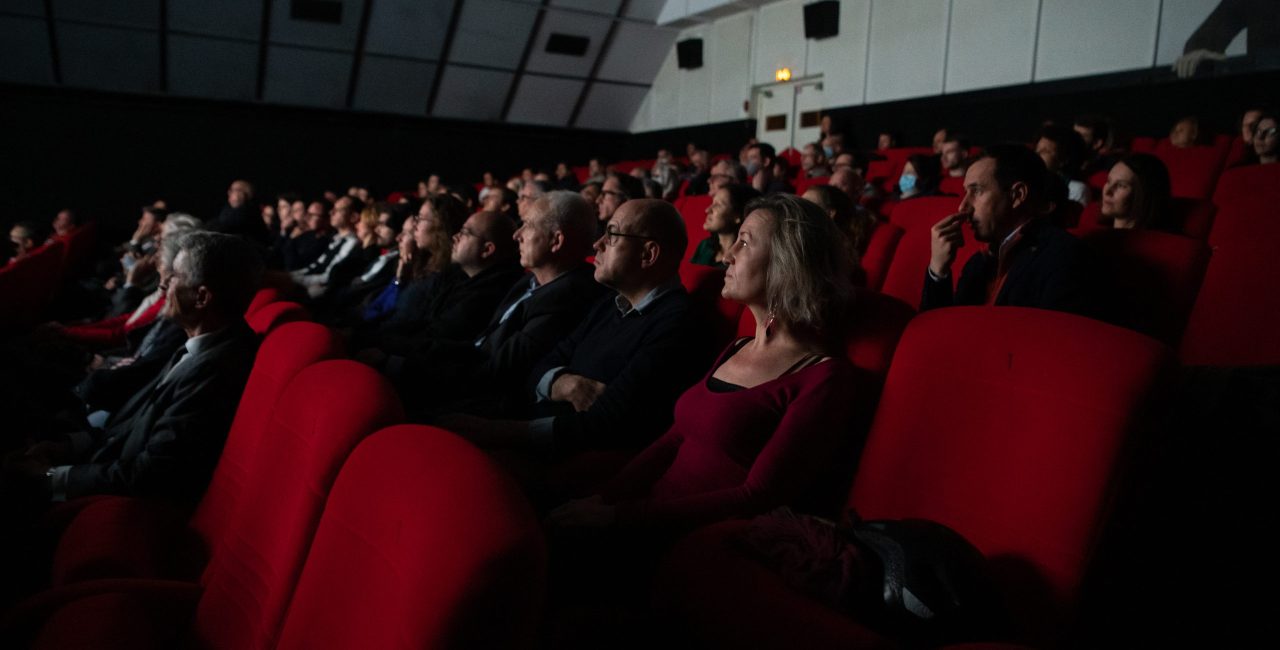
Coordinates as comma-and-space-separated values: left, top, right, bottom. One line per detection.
763, 311, 777, 337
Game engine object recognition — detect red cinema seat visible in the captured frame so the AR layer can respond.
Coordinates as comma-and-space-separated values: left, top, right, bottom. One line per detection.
59, 221, 97, 277
658, 307, 1173, 648
246, 286, 287, 316
271, 425, 546, 649
678, 194, 713, 253
1081, 229, 1210, 345
48, 322, 345, 586
1130, 136, 1157, 153
793, 174, 830, 196
939, 175, 966, 196
1154, 145, 1228, 199
879, 221, 981, 310
1170, 197, 1217, 240
889, 195, 961, 232
1086, 169, 1110, 196
0, 240, 65, 330
859, 221, 904, 292
779, 147, 802, 168
246, 300, 309, 335
1180, 164, 1280, 366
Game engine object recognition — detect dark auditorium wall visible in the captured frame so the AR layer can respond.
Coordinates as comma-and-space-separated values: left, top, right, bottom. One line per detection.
0, 83, 628, 238
624, 67, 1280, 158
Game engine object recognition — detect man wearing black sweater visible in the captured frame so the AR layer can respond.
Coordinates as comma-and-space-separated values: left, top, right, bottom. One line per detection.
442, 199, 711, 458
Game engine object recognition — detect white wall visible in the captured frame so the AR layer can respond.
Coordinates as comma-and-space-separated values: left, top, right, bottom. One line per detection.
633, 0, 1242, 133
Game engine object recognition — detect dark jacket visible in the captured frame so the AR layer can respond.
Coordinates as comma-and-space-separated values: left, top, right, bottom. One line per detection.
920, 218, 1102, 318
65, 319, 259, 505
209, 204, 270, 246
378, 261, 525, 353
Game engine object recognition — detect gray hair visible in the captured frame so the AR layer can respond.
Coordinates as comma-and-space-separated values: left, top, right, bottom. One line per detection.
165, 212, 203, 234
159, 213, 204, 272
535, 190, 596, 257
746, 194, 852, 335
175, 231, 264, 316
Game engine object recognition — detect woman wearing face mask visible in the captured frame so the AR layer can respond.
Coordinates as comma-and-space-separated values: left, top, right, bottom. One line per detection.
896, 153, 942, 201
691, 184, 761, 268
1098, 153, 1173, 231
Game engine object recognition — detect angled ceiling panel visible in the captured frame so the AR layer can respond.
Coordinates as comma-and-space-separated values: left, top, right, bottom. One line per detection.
263, 45, 353, 108
596, 22, 677, 83
449, 0, 539, 69
0, 15, 54, 85
506, 73, 583, 127
5, 0, 45, 17
363, 0, 452, 61
550, 0, 622, 15
53, 0, 160, 29
576, 81, 649, 131
57, 23, 160, 92
625, 0, 668, 23
168, 35, 258, 101
168, 0, 262, 40
432, 65, 514, 121
524, 8, 611, 77
353, 55, 436, 115
268, 0, 360, 51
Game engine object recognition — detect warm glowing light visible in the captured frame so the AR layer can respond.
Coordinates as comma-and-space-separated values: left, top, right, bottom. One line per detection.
775, 67, 792, 82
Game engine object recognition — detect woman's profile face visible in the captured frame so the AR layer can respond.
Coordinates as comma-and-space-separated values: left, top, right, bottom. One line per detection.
1255, 117, 1278, 157
722, 211, 772, 305
1101, 162, 1135, 219
704, 188, 737, 234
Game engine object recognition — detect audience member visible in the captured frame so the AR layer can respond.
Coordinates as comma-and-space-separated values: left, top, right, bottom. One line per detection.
708, 158, 747, 194
208, 179, 268, 244
691, 184, 761, 268
548, 193, 858, 531
6, 232, 262, 506
597, 172, 644, 228
1099, 153, 1173, 230
803, 184, 875, 267
482, 186, 519, 220
1073, 114, 1117, 174
7, 221, 47, 264
579, 181, 603, 205
651, 149, 682, 199
940, 134, 972, 178
924, 144, 1100, 316
683, 149, 713, 196
1240, 110, 1278, 165
1169, 116, 1202, 148
50, 209, 78, 239
801, 141, 832, 178
279, 199, 334, 271
897, 153, 942, 200
932, 127, 949, 153
291, 195, 364, 299
518, 179, 552, 222
585, 158, 606, 185
747, 143, 795, 195
1036, 124, 1091, 204
554, 162, 580, 191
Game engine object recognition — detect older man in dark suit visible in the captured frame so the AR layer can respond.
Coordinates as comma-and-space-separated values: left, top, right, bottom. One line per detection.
7, 232, 263, 507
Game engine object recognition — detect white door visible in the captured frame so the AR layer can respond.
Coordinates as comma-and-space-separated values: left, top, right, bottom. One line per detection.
755, 84, 794, 152
791, 81, 824, 151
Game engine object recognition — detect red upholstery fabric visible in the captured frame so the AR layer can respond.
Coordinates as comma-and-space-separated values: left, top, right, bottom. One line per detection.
274, 425, 545, 650
939, 175, 966, 196
879, 220, 980, 309
1180, 164, 1280, 365
860, 221, 903, 292
889, 195, 962, 231
793, 174, 829, 196
246, 300, 309, 335
1129, 136, 1157, 153
679, 262, 745, 350
50, 322, 344, 585
660, 308, 1172, 648
59, 221, 97, 277
245, 286, 286, 316
60, 297, 166, 348
0, 240, 64, 330
779, 147, 802, 167
193, 360, 404, 650
1081, 228, 1210, 345
677, 194, 713, 254
1153, 144, 1229, 199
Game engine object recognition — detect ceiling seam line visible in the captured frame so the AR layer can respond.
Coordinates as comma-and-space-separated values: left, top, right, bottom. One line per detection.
568, 0, 631, 128
500, 0, 552, 122
426, 0, 467, 115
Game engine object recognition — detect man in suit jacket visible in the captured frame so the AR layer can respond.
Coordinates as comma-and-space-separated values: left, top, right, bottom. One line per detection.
922, 144, 1101, 317
7, 232, 263, 507
396, 191, 607, 419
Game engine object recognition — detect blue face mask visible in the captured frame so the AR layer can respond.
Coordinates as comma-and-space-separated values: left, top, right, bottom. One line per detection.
745, 161, 760, 176
823, 145, 835, 159
898, 173, 917, 194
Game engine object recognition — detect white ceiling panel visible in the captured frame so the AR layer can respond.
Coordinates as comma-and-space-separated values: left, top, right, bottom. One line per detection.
432, 65, 514, 121
945, 0, 1038, 93
168, 0, 261, 40
353, 55, 435, 115
864, 0, 948, 103
525, 9, 611, 77
506, 73, 583, 126
0, 15, 54, 85
550, 0, 622, 15
596, 22, 677, 83
575, 82, 648, 131
625, 0, 668, 23
263, 45, 353, 108
53, 0, 159, 30
1035, 0, 1160, 81
449, 0, 539, 69
268, 0, 360, 51
168, 34, 258, 101
364, 0, 452, 61
57, 23, 160, 92
5, 0, 45, 17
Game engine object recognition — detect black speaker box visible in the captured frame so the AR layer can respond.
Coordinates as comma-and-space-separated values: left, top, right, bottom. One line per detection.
677, 38, 703, 70
804, 1, 840, 40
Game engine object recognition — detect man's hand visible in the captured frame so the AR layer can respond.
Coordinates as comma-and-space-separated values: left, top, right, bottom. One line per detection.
550, 373, 607, 413
929, 213, 967, 279
546, 494, 616, 528
1174, 49, 1227, 79
126, 254, 157, 285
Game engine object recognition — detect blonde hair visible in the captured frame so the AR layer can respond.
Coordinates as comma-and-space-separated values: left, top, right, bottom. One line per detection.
747, 194, 852, 337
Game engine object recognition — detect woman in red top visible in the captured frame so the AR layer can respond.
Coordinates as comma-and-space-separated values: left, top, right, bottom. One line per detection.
549, 193, 859, 531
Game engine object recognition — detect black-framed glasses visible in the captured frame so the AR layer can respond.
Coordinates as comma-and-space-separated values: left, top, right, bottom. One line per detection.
602, 227, 654, 247
456, 226, 487, 242
1259, 127, 1278, 139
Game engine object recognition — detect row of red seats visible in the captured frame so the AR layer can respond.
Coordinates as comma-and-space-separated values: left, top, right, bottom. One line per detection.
0, 223, 96, 332
676, 164, 1280, 367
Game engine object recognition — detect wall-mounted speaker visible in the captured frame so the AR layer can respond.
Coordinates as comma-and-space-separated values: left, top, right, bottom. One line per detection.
677, 38, 703, 70
546, 33, 590, 57
803, 1, 839, 40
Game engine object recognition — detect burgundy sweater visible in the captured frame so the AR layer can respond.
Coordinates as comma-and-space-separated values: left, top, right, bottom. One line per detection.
598, 339, 859, 528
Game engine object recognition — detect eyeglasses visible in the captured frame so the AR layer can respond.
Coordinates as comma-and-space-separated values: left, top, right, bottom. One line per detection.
456, 226, 487, 241
602, 227, 654, 247
1259, 127, 1278, 139
601, 190, 627, 200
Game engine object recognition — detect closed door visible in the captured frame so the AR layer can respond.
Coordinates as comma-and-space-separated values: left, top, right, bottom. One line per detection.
791, 81, 824, 150
755, 79, 824, 152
